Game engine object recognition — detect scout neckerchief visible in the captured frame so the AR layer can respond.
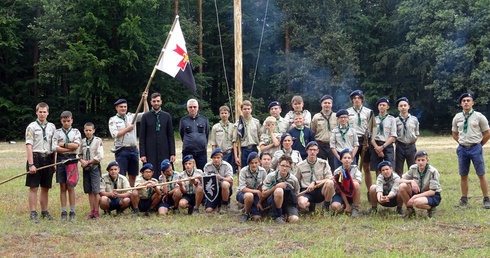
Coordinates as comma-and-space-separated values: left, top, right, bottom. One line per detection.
335, 165, 355, 197
110, 175, 118, 190
417, 164, 428, 191
354, 107, 363, 126
151, 108, 162, 132
275, 117, 281, 133
85, 137, 94, 160
320, 111, 332, 131
36, 119, 48, 141
185, 168, 195, 193
116, 114, 127, 125
398, 115, 409, 136
382, 173, 394, 196
243, 116, 251, 140
296, 126, 305, 147
249, 167, 259, 189
143, 177, 154, 198
306, 157, 317, 183
338, 124, 350, 142
166, 171, 176, 190
378, 114, 388, 135
462, 109, 474, 133
268, 171, 290, 189
213, 163, 222, 177
62, 127, 72, 144
220, 121, 231, 142
281, 148, 292, 157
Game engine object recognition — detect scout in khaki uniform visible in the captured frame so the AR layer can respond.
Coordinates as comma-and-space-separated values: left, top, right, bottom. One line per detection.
177, 155, 204, 215
295, 141, 334, 213
262, 101, 289, 134
331, 109, 359, 170
203, 148, 234, 213
25, 102, 57, 222
331, 150, 362, 218
310, 95, 337, 170
237, 152, 267, 222
99, 162, 131, 215
233, 100, 262, 168
131, 163, 161, 216
259, 116, 281, 155
368, 161, 403, 215
158, 159, 182, 215
395, 97, 419, 176
452, 93, 490, 208
210, 105, 236, 173
398, 151, 442, 218
370, 98, 397, 173
271, 133, 302, 170
284, 95, 312, 128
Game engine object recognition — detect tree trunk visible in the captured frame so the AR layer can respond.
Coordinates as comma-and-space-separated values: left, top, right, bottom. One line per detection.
285, 26, 291, 92
32, 4, 42, 97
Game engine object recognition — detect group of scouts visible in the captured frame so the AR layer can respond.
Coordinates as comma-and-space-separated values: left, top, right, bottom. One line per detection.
24, 89, 490, 223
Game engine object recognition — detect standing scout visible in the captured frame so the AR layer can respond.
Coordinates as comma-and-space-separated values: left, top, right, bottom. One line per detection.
310, 94, 337, 171
99, 161, 132, 215
25, 102, 57, 222
210, 105, 236, 173
259, 116, 281, 155
370, 98, 397, 175
271, 133, 302, 170
284, 95, 312, 128
346, 90, 373, 191
233, 100, 261, 168
330, 109, 359, 169
108, 93, 149, 187
452, 93, 490, 208
395, 97, 419, 176
52, 111, 81, 221
203, 148, 234, 213
237, 152, 267, 222
79, 122, 104, 219
139, 92, 175, 180
262, 101, 289, 134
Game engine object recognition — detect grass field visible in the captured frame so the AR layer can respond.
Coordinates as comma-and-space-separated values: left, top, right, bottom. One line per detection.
0, 136, 490, 257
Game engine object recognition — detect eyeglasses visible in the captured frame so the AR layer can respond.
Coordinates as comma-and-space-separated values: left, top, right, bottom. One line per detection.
279, 164, 291, 169
307, 149, 319, 152
188, 106, 198, 109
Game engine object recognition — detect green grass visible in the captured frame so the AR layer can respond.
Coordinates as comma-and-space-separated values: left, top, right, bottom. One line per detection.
1, 136, 490, 257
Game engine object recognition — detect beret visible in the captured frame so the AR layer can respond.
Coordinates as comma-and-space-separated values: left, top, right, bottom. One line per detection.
376, 98, 390, 106
339, 149, 351, 159
160, 159, 171, 171
414, 150, 428, 160
140, 163, 154, 172
349, 90, 364, 98
377, 160, 392, 171
306, 141, 318, 150
320, 95, 333, 103
247, 152, 259, 164
114, 99, 127, 106
280, 133, 292, 145
211, 148, 223, 158
336, 109, 349, 117
396, 97, 409, 106
268, 101, 280, 111
106, 161, 119, 171
183, 154, 194, 163
458, 93, 473, 103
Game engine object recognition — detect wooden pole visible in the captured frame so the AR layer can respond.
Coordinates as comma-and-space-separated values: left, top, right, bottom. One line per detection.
198, 0, 203, 74
234, 0, 243, 177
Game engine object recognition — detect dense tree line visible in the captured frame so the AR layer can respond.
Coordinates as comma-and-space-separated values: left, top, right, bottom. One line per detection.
1, 0, 490, 140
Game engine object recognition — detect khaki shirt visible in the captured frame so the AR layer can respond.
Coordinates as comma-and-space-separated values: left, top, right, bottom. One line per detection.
203, 161, 234, 179
234, 117, 261, 147
311, 111, 337, 142
403, 164, 442, 193
52, 127, 82, 155
25, 120, 56, 154
261, 117, 289, 135
333, 165, 362, 183
210, 121, 235, 152
284, 110, 312, 127
108, 112, 143, 147
100, 173, 131, 193
452, 111, 490, 145
375, 173, 400, 196
238, 166, 267, 192
347, 106, 373, 138
271, 149, 302, 170
396, 114, 419, 144
371, 115, 397, 142
78, 136, 104, 162
259, 131, 282, 154
179, 169, 203, 194
295, 158, 332, 188
158, 172, 180, 191
262, 171, 300, 194
330, 126, 359, 152
135, 175, 158, 199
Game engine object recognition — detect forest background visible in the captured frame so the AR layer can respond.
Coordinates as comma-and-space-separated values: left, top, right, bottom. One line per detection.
2, 0, 490, 140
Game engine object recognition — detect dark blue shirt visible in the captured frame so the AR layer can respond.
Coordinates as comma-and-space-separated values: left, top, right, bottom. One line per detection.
179, 114, 210, 153
288, 126, 315, 159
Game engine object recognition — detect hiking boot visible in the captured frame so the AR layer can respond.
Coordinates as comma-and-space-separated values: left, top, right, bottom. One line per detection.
483, 197, 490, 209
274, 216, 285, 224
41, 211, 54, 220
69, 211, 77, 222
351, 206, 360, 218
368, 207, 377, 215
93, 211, 100, 219
132, 208, 140, 217
455, 197, 468, 207
60, 211, 68, 221
427, 207, 437, 218
396, 207, 404, 215
240, 213, 249, 222
193, 206, 200, 214
30, 211, 39, 223
404, 207, 416, 218
323, 202, 330, 213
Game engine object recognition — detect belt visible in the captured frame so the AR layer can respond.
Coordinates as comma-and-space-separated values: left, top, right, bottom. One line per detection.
396, 141, 414, 146
375, 140, 392, 147
223, 149, 233, 155
33, 152, 50, 158
460, 143, 478, 149
117, 146, 137, 150
60, 153, 77, 157
241, 145, 257, 149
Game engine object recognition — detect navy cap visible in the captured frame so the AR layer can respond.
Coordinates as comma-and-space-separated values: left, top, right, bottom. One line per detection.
140, 163, 154, 173
114, 98, 127, 106
211, 148, 223, 158
458, 93, 473, 104
306, 141, 318, 150
247, 152, 259, 164
414, 150, 428, 160
280, 133, 292, 145
320, 95, 333, 103
336, 109, 349, 117
339, 149, 351, 159
376, 98, 390, 106
183, 154, 194, 163
349, 90, 364, 99
106, 161, 119, 171
268, 101, 280, 111
160, 159, 171, 171
377, 160, 392, 171
396, 97, 409, 106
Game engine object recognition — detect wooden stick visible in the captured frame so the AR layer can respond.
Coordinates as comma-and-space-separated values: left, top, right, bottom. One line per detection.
0, 158, 79, 186
297, 180, 328, 196
114, 176, 198, 192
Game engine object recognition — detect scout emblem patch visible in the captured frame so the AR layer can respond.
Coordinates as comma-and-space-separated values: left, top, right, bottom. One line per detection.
65, 159, 79, 187
334, 168, 354, 198
203, 175, 220, 202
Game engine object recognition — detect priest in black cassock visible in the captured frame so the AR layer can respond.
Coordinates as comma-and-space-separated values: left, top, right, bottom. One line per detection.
139, 92, 176, 179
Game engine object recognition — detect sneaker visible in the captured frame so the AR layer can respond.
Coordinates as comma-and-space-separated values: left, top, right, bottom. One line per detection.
240, 213, 249, 222
193, 206, 200, 214
456, 197, 468, 207
483, 197, 490, 209
396, 207, 404, 215
274, 216, 285, 224
368, 207, 377, 215
60, 211, 68, 221
323, 202, 330, 212
93, 211, 100, 219
404, 207, 416, 218
30, 211, 39, 223
132, 208, 140, 217
41, 211, 54, 220
69, 211, 77, 222
427, 207, 437, 218
187, 206, 194, 215
351, 206, 360, 218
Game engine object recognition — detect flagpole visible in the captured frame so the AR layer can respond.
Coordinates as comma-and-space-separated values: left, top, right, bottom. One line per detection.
234, 0, 243, 176
131, 15, 181, 125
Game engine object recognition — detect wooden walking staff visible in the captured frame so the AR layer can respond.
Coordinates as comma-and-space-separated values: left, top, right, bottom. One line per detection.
114, 176, 198, 192
131, 15, 181, 125
0, 158, 79, 186
297, 179, 329, 196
